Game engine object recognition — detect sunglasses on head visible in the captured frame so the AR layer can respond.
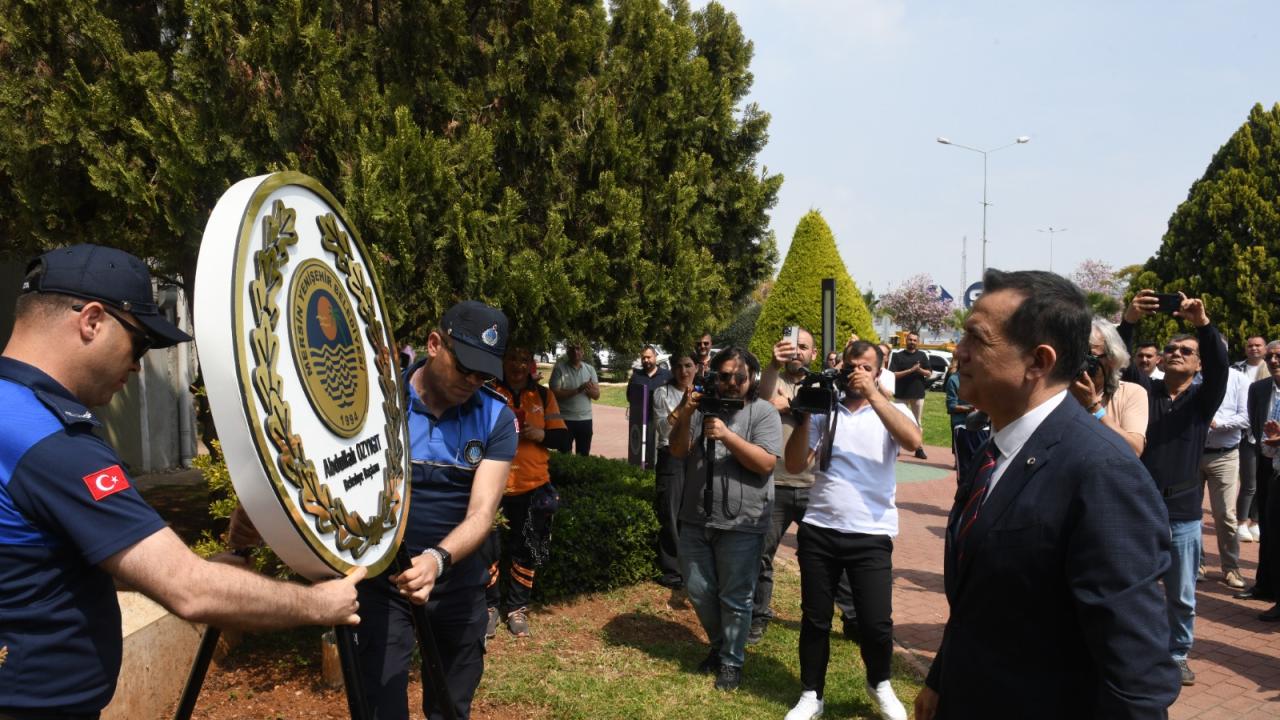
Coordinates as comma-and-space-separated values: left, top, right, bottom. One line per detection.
73, 303, 153, 362
444, 340, 496, 382
1163, 345, 1196, 357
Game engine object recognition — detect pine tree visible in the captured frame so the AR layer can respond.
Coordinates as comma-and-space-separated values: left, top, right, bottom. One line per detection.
750, 211, 877, 364
1129, 103, 1280, 349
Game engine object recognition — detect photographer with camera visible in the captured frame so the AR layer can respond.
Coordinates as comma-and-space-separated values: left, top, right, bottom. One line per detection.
782, 341, 920, 720
668, 347, 782, 692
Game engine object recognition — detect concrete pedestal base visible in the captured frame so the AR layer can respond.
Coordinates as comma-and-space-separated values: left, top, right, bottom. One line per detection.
102, 591, 204, 720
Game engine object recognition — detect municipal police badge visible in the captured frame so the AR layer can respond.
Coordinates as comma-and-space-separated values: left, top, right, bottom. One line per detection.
195, 172, 410, 580
462, 439, 485, 467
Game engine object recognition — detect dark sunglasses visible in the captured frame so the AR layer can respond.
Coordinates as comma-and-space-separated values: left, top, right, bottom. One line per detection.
444, 340, 496, 382
73, 303, 153, 362
1266, 353, 1280, 363
716, 370, 749, 384
1163, 345, 1197, 357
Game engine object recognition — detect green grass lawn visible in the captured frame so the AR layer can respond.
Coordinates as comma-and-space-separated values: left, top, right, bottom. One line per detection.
478, 557, 923, 719
597, 383, 629, 408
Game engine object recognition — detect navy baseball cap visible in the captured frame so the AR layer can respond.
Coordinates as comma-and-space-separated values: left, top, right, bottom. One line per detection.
22, 244, 193, 348
441, 301, 508, 380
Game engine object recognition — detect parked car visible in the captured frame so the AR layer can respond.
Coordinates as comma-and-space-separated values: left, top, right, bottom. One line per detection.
630, 345, 671, 370
925, 350, 953, 390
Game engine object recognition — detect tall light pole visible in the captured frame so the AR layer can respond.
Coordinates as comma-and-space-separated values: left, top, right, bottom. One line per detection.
1037, 226, 1068, 272
937, 135, 1031, 275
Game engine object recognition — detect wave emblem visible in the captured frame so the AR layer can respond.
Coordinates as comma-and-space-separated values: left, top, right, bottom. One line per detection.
288, 259, 369, 437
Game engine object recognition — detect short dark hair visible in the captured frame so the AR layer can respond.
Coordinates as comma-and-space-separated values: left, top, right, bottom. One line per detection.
982, 269, 1090, 384
14, 286, 76, 323
1135, 340, 1160, 352
641, 344, 657, 354
843, 339, 884, 371
1167, 333, 1198, 349
709, 346, 761, 401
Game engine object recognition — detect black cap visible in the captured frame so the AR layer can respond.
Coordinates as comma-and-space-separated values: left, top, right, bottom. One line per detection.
441, 301, 508, 380
22, 244, 193, 348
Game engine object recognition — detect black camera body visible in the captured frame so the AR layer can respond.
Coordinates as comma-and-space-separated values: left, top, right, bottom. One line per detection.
790, 367, 849, 417
695, 372, 746, 416
1080, 352, 1102, 377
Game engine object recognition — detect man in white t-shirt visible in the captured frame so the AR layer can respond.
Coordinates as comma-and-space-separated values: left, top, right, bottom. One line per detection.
782, 340, 921, 720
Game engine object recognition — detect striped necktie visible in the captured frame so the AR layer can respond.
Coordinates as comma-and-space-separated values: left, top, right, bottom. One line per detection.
957, 442, 999, 562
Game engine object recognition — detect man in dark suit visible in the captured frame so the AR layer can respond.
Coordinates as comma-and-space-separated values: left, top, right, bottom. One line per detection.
915, 270, 1180, 720
1239, 341, 1280, 616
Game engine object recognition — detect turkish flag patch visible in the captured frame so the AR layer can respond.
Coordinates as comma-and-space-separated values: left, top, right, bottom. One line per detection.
83, 465, 130, 501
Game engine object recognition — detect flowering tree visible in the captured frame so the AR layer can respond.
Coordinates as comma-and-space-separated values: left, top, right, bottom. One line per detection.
1070, 259, 1123, 319
879, 274, 955, 335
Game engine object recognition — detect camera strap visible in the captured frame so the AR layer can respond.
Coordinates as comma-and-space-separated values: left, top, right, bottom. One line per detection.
819, 409, 839, 472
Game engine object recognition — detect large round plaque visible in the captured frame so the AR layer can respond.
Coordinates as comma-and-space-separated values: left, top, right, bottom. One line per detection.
195, 172, 410, 580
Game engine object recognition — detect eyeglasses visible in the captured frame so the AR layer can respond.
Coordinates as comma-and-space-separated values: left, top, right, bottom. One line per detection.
1163, 345, 1197, 357
444, 339, 496, 383
1266, 353, 1280, 363
716, 370, 749, 384
73, 303, 153, 362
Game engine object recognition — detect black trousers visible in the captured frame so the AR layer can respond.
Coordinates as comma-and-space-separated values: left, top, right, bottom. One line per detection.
654, 448, 684, 580
797, 522, 895, 695
564, 418, 593, 456
355, 578, 487, 720
1257, 460, 1280, 595
484, 487, 557, 613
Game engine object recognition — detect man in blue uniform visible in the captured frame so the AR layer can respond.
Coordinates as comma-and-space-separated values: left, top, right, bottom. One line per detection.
356, 301, 517, 720
0, 244, 364, 719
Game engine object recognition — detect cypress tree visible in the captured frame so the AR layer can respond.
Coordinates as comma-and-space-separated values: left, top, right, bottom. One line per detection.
1129, 102, 1280, 349
750, 211, 877, 364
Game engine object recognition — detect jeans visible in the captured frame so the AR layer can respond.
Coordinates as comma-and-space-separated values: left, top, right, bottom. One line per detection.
564, 418, 592, 456
797, 522, 896, 692
1164, 519, 1202, 660
654, 448, 684, 581
679, 524, 764, 668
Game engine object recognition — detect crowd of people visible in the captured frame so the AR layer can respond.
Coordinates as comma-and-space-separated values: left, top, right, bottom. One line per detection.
5, 242, 1277, 720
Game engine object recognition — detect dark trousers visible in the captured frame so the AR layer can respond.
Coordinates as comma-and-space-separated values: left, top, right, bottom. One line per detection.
1257, 462, 1280, 595
0, 712, 99, 720
797, 522, 895, 695
356, 578, 486, 720
654, 448, 683, 581
564, 418, 593, 456
754, 484, 857, 623
484, 488, 556, 613
1239, 443, 1259, 523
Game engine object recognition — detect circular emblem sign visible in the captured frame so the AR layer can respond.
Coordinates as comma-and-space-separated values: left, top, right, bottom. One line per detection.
288, 259, 369, 437
195, 172, 410, 580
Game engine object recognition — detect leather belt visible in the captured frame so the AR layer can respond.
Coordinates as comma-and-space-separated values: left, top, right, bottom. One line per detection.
1162, 477, 1202, 498
1204, 444, 1239, 454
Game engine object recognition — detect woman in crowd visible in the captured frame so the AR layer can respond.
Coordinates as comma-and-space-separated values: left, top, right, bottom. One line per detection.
1071, 317, 1149, 456
651, 352, 699, 588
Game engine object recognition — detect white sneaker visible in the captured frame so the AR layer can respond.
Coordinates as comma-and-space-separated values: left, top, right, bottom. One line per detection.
1241, 524, 1255, 542
784, 690, 824, 720
867, 680, 908, 720
1254, 524, 1262, 542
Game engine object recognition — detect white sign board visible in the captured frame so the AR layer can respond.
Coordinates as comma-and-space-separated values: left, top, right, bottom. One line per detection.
195, 172, 410, 580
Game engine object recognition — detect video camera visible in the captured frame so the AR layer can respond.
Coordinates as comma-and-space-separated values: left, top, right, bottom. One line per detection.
790, 367, 851, 417
694, 371, 746, 416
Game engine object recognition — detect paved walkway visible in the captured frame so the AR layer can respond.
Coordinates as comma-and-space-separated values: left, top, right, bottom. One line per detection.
589, 402, 1280, 718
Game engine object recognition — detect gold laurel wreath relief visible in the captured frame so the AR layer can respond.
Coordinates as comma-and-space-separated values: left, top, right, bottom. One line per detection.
249, 199, 403, 559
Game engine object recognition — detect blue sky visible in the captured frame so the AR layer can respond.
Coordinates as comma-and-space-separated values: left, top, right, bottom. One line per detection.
699, 0, 1280, 301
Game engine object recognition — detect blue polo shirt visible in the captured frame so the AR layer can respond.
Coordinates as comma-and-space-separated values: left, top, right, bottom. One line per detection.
401, 360, 516, 599
0, 357, 166, 713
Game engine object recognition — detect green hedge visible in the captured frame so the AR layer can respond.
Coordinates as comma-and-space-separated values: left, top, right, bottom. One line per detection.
534, 453, 660, 602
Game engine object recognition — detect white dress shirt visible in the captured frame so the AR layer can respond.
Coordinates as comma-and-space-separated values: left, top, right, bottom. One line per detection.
986, 390, 1068, 501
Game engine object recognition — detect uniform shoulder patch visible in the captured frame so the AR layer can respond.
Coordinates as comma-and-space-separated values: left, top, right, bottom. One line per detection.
83, 464, 131, 501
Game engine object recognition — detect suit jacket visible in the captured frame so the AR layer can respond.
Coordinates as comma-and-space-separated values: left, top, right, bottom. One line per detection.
926, 396, 1180, 719
1247, 377, 1275, 449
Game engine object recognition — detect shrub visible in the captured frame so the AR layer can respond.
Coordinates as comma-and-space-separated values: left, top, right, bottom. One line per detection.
534, 453, 660, 602
751, 210, 878, 363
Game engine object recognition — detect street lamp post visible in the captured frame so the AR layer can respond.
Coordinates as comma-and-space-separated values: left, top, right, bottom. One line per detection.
1036, 226, 1068, 272
937, 135, 1031, 274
